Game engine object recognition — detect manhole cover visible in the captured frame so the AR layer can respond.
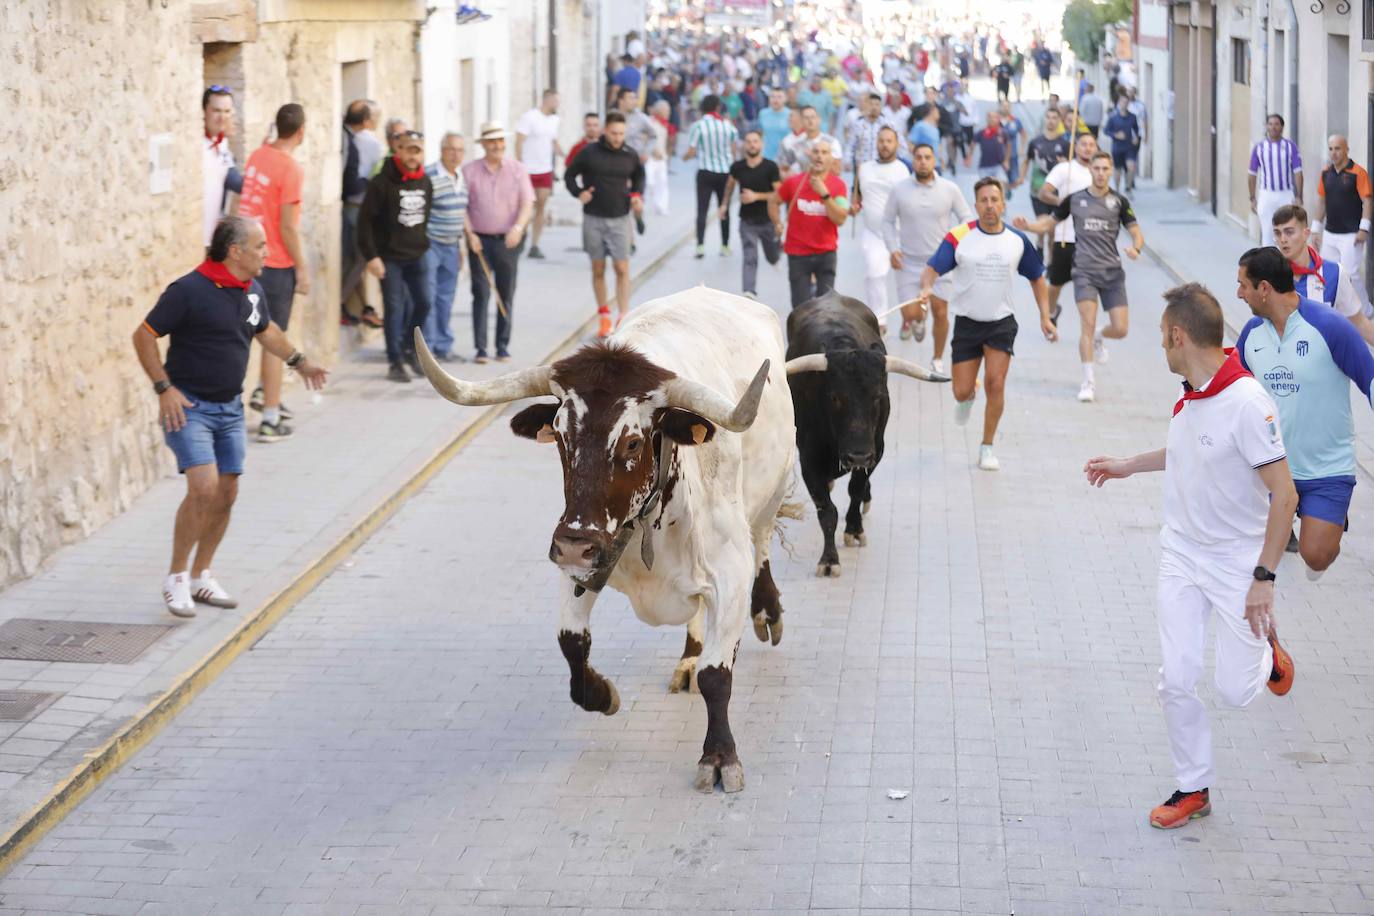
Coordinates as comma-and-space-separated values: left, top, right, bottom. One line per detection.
0, 619, 173, 664
0, 690, 60, 722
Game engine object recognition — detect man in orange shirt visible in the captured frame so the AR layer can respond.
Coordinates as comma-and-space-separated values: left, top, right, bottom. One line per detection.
1312, 134, 1374, 318
237, 103, 309, 441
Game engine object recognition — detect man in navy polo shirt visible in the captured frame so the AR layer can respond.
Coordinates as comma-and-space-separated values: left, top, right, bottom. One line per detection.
133, 216, 328, 618
1234, 247, 1374, 580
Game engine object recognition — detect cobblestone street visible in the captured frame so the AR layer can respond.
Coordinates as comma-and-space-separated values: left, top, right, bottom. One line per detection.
2, 175, 1372, 915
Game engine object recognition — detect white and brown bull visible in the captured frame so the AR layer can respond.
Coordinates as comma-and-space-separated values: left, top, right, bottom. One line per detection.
413, 288, 794, 793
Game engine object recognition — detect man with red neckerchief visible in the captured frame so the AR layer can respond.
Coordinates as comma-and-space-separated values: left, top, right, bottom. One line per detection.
202, 86, 239, 249
1271, 204, 1374, 345
134, 216, 328, 619
1084, 282, 1297, 831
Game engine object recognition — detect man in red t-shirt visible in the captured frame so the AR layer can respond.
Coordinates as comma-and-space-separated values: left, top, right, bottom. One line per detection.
565, 112, 602, 169
236, 103, 308, 441
774, 139, 849, 306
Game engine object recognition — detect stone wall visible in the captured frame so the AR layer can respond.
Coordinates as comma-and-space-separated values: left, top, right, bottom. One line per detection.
0, 1, 421, 589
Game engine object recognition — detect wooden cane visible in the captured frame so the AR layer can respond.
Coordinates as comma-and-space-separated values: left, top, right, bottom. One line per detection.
473, 244, 510, 321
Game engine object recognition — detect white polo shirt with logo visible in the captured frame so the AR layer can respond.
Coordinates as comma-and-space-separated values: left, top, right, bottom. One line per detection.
1162, 374, 1286, 557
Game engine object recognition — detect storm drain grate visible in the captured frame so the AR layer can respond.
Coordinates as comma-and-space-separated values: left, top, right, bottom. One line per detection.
0, 690, 60, 721
0, 619, 173, 664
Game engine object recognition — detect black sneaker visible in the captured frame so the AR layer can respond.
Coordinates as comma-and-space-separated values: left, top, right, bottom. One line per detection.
528, 245, 545, 259
405, 350, 424, 377
496, 349, 512, 362
387, 362, 411, 383
257, 420, 294, 442
474, 350, 489, 364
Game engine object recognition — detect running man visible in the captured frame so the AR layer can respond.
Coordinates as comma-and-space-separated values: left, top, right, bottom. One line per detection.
1038, 131, 1098, 323
684, 94, 740, 259
774, 138, 848, 307
851, 125, 910, 326
1234, 247, 1374, 579
1271, 204, 1374, 344
1084, 281, 1297, 830
721, 129, 783, 300
1015, 151, 1145, 403
1018, 107, 1070, 257
882, 143, 973, 370
911, 177, 1057, 471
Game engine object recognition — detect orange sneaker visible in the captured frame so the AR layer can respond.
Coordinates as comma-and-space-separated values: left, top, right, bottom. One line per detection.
596, 307, 613, 338
1267, 629, 1294, 696
1150, 788, 1210, 829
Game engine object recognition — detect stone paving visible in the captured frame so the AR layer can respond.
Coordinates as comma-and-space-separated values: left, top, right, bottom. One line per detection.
1, 162, 1371, 915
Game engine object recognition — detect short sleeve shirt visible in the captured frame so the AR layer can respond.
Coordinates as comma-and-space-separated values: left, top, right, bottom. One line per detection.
1026, 135, 1070, 190
777, 172, 848, 256
237, 145, 304, 269
515, 108, 560, 174
143, 271, 270, 402
1317, 161, 1373, 234
1042, 159, 1092, 243
1053, 189, 1136, 277
728, 157, 781, 224
926, 221, 1044, 322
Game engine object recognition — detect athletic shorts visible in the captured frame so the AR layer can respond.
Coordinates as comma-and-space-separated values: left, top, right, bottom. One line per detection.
951, 314, 1018, 363
1112, 146, 1137, 169
1295, 475, 1356, 526
1047, 242, 1075, 287
1073, 267, 1129, 309
1031, 196, 1054, 217
257, 265, 296, 330
583, 213, 632, 262
529, 171, 554, 190
163, 396, 246, 475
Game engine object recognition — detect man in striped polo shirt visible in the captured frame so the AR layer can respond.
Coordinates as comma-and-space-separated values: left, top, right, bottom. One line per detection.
1247, 114, 1303, 246
422, 131, 469, 362
684, 94, 740, 259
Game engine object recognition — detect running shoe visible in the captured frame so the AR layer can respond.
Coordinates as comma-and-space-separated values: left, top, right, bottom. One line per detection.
191, 572, 238, 609
720, 244, 732, 257
931, 358, 944, 375
257, 419, 293, 443
361, 306, 384, 328
1267, 629, 1294, 696
1094, 334, 1110, 364
1149, 788, 1210, 829
899, 320, 913, 340
597, 307, 613, 338
694, 244, 705, 259
913, 317, 928, 342
474, 350, 489, 364
977, 444, 1000, 471
1285, 530, 1300, 553
1078, 381, 1096, 403
387, 362, 411, 383
405, 350, 424, 377
1049, 303, 1062, 327
163, 571, 195, 618
248, 387, 293, 420
953, 398, 973, 427
528, 245, 545, 259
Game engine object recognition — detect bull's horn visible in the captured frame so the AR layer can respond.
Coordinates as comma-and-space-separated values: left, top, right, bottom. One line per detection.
413, 327, 554, 404
885, 355, 950, 383
662, 359, 770, 433
784, 353, 829, 374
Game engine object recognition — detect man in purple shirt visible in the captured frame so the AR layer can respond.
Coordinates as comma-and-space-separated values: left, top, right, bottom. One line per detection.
1248, 113, 1303, 246
462, 121, 536, 363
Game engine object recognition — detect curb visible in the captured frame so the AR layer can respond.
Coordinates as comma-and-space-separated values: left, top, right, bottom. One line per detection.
0, 227, 694, 877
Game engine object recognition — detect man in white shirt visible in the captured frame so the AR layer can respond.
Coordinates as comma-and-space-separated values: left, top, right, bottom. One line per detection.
1038, 132, 1098, 322
515, 89, 563, 260
851, 126, 910, 328
202, 86, 237, 248
1084, 281, 1297, 831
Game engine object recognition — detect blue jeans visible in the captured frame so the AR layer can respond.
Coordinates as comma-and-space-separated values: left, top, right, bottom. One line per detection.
380, 257, 431, 364
423, 239, 461, 356
163, 396, 246, 474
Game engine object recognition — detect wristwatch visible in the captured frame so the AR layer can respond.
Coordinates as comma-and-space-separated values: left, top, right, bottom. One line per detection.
1253, 565, 1277, 583
153, 380, 171, 395
286, 350, 305, 369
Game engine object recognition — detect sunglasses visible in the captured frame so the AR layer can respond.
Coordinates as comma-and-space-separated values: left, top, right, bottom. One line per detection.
389, 129, 425, 141
206, 84, 234, 95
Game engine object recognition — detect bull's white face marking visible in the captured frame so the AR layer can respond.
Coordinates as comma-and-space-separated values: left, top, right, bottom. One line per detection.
553, 389, 665, 536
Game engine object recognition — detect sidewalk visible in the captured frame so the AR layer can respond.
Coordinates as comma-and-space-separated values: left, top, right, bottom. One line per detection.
1131, 181, 1374, 478
0, 165, 696, 867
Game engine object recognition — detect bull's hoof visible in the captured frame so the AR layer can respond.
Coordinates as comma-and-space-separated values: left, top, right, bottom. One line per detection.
720, 762, 745, 793
843, 531, 867, 547
603, 682, 621, 716
816, 561, 842, 578
668, 661, 698, 694
752, 613, 783, 646
694, 761, 746, 793
694, 762, 718, 793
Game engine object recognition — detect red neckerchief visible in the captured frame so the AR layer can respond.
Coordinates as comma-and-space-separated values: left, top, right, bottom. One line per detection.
980, 126, 1001, 139
393, 156, 425, 181
196, 259, 250, 290
1290, 246, 1323, 278
707, 112, 726, 121
206, 131, 225, 151
1172, 348, 1251, 416
653, 114, 676, 138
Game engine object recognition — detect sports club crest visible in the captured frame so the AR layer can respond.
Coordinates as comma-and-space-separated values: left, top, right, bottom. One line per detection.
247, 292, 261, 325
1296, 339, 1309, 357
1266, 414, 1280, 445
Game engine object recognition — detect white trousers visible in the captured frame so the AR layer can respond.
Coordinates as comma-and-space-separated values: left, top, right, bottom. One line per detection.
1256, 188, 1292, 246
858, 223, 892, 322
645, 158, 669, 216
1156, 545, 1272, 792
1320, 230, 1372, 315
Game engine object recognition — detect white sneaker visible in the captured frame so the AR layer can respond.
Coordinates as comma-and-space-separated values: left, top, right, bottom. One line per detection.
953, 397, 974, 426
913, 318, 928, 342
932, 358, 945, 375
899, 320, 913, 340
1093, 334, 1109, 364
977, 444, 1000, 471
1305, 564, 1326, 582
163, 571, 195, 618
1078, 381, 1096, 403
191, 572, 238, 609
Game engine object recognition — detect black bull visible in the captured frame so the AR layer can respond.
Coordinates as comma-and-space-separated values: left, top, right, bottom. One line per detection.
785, 291, 949, 577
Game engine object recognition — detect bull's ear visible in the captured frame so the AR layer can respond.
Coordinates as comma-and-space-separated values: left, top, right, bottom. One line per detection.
511, 402, 558, 443
657, 407, 716, 446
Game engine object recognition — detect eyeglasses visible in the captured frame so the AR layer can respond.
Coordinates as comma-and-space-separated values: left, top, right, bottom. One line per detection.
206, 84, 234, 95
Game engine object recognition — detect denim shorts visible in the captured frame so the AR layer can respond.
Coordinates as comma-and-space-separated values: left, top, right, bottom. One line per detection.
1295, 475, 1356, 526
163, 396, 246, 475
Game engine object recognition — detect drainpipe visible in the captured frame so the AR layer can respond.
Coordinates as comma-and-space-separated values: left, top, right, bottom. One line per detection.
1286, 0, 1299, 140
